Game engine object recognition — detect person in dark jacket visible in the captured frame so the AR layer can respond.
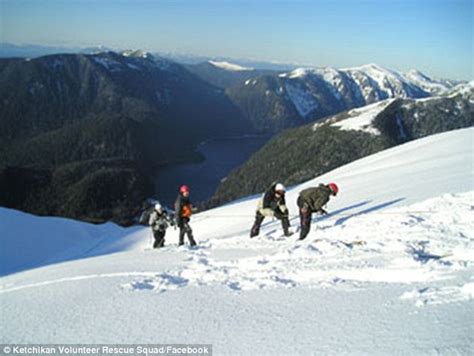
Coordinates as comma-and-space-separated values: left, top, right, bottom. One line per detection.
148, 203, 175, 248
250, 182, 292, 238
174, 185, 197, 247
297, 183, 339, 240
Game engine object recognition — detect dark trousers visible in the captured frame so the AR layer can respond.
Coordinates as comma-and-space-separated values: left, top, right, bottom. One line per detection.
297, 196, 312, 240
250, 210, 291, 237
178, 218, 196, 246
153, 229, 166, 248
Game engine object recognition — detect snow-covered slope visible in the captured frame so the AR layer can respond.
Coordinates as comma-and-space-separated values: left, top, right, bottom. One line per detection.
1, 128, 473, 354
0, 209, 140, 276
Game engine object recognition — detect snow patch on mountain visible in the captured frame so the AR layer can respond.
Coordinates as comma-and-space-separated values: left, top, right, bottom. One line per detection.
92, 56, 123, 72
285, 67, 313, 79
315, 67, 344, 100
285, 82, 319, 117
446, 81, 474, 102
329, 99, 395, 134
404, 69, 452, 95
126, 63, 141, 71
121, 49, 153, 59
405, 81, 473, 105
209, 60, 253, 71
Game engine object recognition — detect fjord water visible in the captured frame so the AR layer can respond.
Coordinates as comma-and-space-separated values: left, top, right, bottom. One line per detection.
153, 135, 270, 207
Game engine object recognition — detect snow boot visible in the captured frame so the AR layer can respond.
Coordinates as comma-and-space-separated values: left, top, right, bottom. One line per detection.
282, 218, 293, 237
250, 213, 264, 238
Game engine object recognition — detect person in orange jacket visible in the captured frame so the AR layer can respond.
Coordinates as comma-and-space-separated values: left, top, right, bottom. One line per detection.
174, 185, 197, 246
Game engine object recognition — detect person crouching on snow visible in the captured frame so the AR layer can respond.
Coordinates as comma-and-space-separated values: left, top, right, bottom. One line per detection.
250, 182, 293, 238
174, 185, 197, 247
297, 183, 339, 240
148, 203, 175, 248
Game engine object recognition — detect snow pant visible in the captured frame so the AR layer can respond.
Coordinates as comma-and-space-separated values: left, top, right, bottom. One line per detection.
178, 218, 196, 246
152, 229, 166, 248
297, 196, 312, 240
250, 210, 291, 238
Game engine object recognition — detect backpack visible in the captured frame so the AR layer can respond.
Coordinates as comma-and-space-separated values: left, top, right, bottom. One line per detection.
138, 198, 160, 225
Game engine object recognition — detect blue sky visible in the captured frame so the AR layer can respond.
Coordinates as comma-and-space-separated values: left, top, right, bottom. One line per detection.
1, 0, 472, 79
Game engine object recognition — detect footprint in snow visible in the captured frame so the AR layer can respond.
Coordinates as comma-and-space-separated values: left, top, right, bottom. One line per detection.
122, 273, 189, 293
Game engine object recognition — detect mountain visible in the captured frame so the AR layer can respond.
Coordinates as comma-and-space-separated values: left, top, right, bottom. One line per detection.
207, 83, 474, 207
225, 63, 462, 132
0, 51, 247, 144
404, 69, 461, 95
157, 52, 297, 71
184, 60, 278, 89
0, 51, 250, 224
1, 128, 472, 354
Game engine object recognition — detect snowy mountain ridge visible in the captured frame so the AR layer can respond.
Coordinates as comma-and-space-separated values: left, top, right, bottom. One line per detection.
227, 61, 468, 133
309, 82, 473, 136
282, 63, 460, 97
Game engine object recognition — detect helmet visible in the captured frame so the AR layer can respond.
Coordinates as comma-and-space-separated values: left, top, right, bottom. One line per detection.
179, 185, 190, 194
154, 203, 163, 212
328, 183, 339, 195
275, 183, 286, 192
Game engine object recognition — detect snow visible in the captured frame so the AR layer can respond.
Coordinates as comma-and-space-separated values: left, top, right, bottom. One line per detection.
287, 67, 313, 79
208, 60, 253, 71
93, 57, 122, 72
405, 82, 473, 105
285, 82, 319, 117
1, 128, 473, 354
126, 63, 141, 70
345, 63, 414, 98
317, 67, 343, 100
121, 49, 152, 59
0, 208, 134, 276
331, 98, 395, 134
404, 69, 451, 95
277, 63, 456, 111
447, 81, 474, 103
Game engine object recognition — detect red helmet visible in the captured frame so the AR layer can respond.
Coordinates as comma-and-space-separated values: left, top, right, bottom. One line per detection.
328, 183, 339, 195
179, 185, 190, 194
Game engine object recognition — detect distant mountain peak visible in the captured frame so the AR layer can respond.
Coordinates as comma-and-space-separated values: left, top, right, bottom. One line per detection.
121, 49, 154, 59
80, 45, 114, 55
208, 60, 253, 71
278, 67, 315, 79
